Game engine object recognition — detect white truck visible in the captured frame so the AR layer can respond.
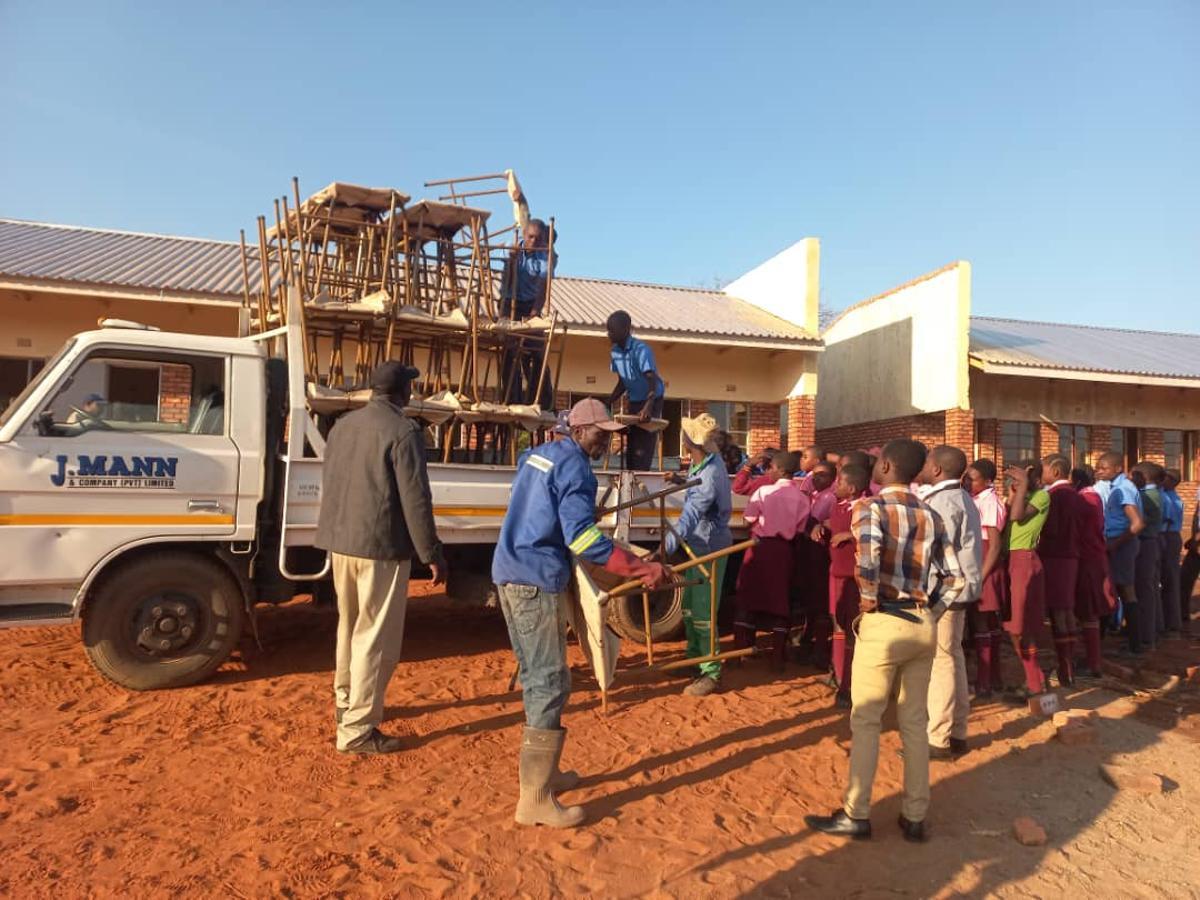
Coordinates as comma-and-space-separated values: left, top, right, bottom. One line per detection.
0, 312, 743, 689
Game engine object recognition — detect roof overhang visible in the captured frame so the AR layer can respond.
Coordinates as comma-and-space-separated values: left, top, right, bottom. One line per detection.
0, 277, 243, 309
567, 325, 823, 353
970, 356, 1200, 390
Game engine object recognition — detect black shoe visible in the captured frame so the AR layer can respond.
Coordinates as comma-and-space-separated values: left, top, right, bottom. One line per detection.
949, 738, 968, 757
338, 728, 406, 755
804, 808, 872, 840
898, 815, 927, 843
928, 744, 954, 760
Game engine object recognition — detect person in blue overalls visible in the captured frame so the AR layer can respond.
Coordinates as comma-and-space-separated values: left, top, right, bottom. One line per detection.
607, 310, 665, 470
664, 412, 733, 697
493, 399, 671, 828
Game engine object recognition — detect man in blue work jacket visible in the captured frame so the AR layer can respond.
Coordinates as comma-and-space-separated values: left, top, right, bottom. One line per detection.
493, 398, 671, 828
607, 310, 665, 471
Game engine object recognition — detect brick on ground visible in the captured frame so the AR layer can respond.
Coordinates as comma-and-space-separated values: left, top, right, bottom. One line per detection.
1012, 817, 1047, 846
1098, 764, 1164, 794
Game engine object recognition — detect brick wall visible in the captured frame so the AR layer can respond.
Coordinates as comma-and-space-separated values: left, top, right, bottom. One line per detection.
1140, 428, 1164, 465
945, 407, 975, 451
1039, 421, 1059, 459
747, 402, 782, 456
786, 396, 816, 452
816, 411, 947, 455
159, 364, 192, 425
974, 417, 999, 465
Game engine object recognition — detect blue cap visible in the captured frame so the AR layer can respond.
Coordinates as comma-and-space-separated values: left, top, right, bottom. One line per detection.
84, 393, 105, 404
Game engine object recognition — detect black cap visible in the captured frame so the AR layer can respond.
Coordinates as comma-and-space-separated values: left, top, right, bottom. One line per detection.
369, 361, 421, 394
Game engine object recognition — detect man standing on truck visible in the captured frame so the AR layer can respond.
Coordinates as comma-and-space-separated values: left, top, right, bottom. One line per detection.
607, 310, 665, 471
500, 170, 556, 408
493, 398, 672, 827
316, 361, 446, 755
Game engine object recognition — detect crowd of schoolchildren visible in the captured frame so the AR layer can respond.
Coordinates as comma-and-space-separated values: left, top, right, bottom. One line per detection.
727, 442, 1191, 735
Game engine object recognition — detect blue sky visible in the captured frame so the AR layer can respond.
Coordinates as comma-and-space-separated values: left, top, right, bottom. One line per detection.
2, 1, 1197, 325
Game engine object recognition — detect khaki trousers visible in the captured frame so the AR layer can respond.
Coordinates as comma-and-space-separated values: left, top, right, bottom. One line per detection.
843, 606, 937, 823
331, 553, 412, 750
926, 606, 970, 747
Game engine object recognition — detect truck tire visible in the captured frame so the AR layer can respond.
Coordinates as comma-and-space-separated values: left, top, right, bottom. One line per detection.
608, 583, 684, 644
82, 552, 244, 690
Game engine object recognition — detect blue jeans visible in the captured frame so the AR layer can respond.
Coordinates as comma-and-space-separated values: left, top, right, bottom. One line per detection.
498, 583, 570, 729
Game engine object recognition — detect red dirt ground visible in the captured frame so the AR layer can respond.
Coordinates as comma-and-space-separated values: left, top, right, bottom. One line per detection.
2, 585, 1199, 898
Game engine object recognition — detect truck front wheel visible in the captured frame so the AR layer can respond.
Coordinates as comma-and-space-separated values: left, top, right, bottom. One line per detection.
82, 552, 244, 690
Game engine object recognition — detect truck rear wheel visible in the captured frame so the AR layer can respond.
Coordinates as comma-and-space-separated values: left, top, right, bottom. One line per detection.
83, 552, 244, 690
608, 583, 684, 644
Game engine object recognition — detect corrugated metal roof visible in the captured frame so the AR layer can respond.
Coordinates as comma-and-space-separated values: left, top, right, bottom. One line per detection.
550, 276, 818, 342
969, 316, 1200, 380
0, 218, 254, 299
0, 218, 818, 343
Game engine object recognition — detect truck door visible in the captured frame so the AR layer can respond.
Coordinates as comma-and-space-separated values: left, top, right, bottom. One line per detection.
0, 346, 239, 592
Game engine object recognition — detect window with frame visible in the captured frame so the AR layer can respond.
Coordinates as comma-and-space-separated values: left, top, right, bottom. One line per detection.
1163, 430, 1197, 480
30, 350, 226, 437
1058, 424, 1089, 467
0, 356, 46, 414
1109, 427, 1139, 469
999, 421, 1037, 469
707, 400, 750, 452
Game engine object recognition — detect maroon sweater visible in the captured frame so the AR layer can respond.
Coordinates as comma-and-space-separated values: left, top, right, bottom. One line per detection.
1038, 481, 1081, 560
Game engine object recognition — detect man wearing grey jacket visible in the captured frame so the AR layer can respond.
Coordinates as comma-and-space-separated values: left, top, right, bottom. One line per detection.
315, 361, 446, 754
917, 446, 983, 759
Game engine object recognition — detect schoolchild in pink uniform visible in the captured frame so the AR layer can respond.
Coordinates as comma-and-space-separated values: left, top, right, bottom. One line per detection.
734, 451, 807, 667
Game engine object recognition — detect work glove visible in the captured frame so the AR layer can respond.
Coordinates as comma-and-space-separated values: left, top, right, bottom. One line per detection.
602, 545, 672, 589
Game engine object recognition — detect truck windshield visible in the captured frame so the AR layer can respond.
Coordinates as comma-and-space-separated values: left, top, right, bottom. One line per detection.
0, 339, 76, 428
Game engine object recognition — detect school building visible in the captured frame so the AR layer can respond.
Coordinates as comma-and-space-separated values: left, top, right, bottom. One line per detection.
815, 260, 1200, 525
0, 218, 821, 463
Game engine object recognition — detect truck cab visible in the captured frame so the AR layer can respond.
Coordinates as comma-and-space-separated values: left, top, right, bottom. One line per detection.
0, 322, 267, 688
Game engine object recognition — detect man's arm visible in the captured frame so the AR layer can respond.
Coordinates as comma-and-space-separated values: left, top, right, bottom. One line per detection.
635, 342, 662, 422
931, 514, 967, 607
852, 499, 882, 606
609, 378, 627, 407
955, 502, 983, 604
665, 465, 718, 556
558, 467, 614, 567
507, 169, 529, 231
638, 372, 662, 422
392, 427, 446, 583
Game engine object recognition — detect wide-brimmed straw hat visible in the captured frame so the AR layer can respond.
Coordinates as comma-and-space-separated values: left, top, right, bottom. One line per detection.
680, 413, 719, 453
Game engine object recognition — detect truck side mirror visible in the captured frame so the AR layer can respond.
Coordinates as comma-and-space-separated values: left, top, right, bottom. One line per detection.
35, 410, 54, 437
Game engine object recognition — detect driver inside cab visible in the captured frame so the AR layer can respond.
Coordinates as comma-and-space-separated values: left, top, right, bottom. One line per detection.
65, 393, 106, 427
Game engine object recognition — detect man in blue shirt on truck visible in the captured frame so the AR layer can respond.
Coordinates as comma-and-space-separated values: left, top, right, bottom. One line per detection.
607, 310, 665, 470
492, 398, 671, 828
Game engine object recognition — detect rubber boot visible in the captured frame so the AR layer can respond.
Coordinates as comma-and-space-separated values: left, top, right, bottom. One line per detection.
551, 769, 580, 792
515, 727, 585, 827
